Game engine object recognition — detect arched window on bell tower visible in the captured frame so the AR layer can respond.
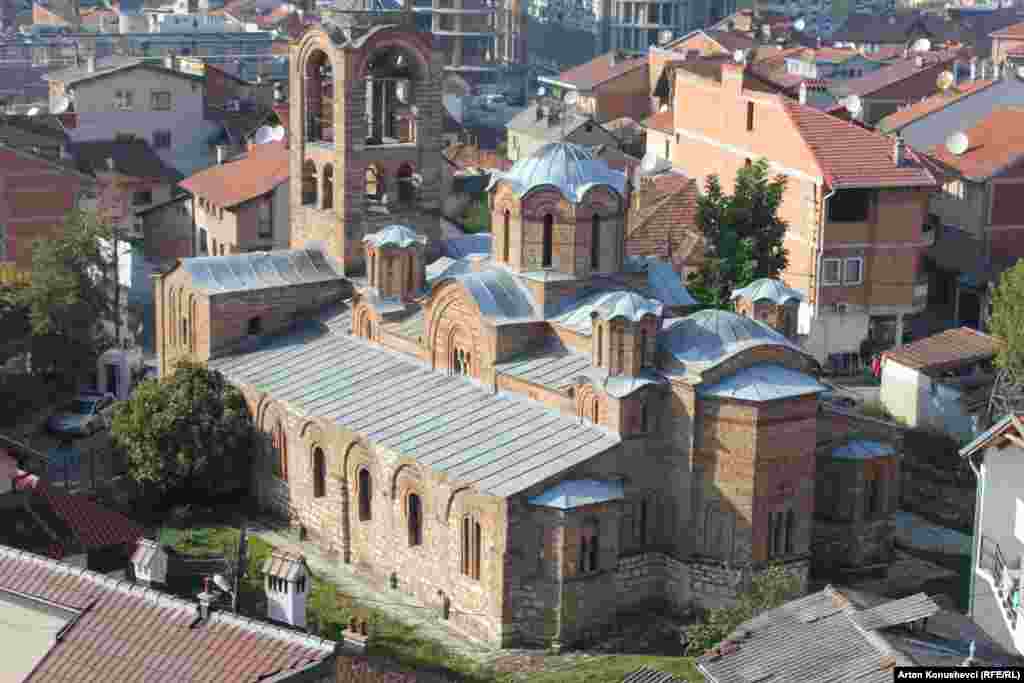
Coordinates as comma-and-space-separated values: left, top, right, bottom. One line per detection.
591, 214, 600, 271
503, 209, 511, 263
542, 214, 554, 268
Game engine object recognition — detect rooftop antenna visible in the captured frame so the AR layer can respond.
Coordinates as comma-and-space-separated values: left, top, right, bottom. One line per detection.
946, 130, 969, 156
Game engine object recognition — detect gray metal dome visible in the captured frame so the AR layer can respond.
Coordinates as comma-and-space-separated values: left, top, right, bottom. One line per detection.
658, 309, 804, 369
363, 224, 427, 249
486, 142, 628, 204
730, 278, 804, 305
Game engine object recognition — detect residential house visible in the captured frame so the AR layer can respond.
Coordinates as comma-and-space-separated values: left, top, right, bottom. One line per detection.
924, 107, 1024, 330
697, 585, 1018, 681
69, 139, 184, 238
960, 414, 1024, 656
781, 47, 887, 81
625, 163, 705, 279
138, 193, 195, 266
179, 141, 289, 256
946, 7, 1023, 61
537, 51, 650, 124
881, 326, 1001, 442
0, 543, 342, 682
876, 73, 1003, 144
505, 103, 620, 162
830, 11, 959, 53
991, 20, 1024, 67
44, 56, 224, 175
660, 58, 937, 364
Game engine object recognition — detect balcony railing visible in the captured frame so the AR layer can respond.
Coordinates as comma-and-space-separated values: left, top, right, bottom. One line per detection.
979, 535, 1022, 631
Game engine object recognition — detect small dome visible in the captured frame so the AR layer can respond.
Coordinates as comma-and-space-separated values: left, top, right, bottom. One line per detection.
486, 142, 628, 203
659, 309, 803, 368
363, 224, 427, 249
730, 278, 804, 305
554, 290, 662, 335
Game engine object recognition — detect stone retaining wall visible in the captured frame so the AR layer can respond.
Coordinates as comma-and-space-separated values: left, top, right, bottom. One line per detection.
899, 456, 975, 533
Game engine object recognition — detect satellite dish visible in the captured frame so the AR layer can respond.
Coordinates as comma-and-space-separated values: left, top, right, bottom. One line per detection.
936, 70, 954, 91
212, 573, 233, 595
659, 103, 669, 113
912, 37, 931, 52
845, 94, 862, 116
395, 81, 408, 104
537, 86, 546, 97
1016, 65, 1024, 80
269, 125, 285, 141
52, 95, 70, 114
794, 17, 806, 31
564, 90, 579, 106
252, 126, 274, 144
733, 48, 747, 64
946, 131, 969, 156
26, 106, 39, 116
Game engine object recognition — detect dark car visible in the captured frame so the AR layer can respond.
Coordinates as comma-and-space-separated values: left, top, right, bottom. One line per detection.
47, 393, 117, 437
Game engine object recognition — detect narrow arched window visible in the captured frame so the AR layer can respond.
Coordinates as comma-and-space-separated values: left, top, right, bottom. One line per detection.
322, 164, 334, 210
503, 209, 511, 263
596, 325, 603, 365
542, 214, 553, 268
785, 508, 795, 554
592, 397, 600, 423
773, 511, 785, 557
461, 516, 482, 580
639, 329, 647, 367
312, 447, 326, 498
169, 290, 176, 347
272, 420, 288, 481
591, 214, 600, 270
406, 255, 415, 293
358, 468, 372, 520
640, 400, 649, 432
407, 493, 423, 546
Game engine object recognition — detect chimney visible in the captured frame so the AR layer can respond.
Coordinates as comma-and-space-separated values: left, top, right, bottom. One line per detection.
799, 81, 808, 105
86, 56, 96, 73
216, 145, 226, 164
163, 54, 175, 70
609, 51, 617, 67
106, 157, 116, 172
196, 577, 216, 622
893, 135, 905, 166
721, 62, 745, 95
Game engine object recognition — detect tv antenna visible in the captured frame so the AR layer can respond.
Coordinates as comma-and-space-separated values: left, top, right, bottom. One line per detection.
945, 131, 969, 156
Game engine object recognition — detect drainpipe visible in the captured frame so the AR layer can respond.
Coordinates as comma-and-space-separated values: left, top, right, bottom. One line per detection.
815, 186, 837, 320
968, 458, 983, 618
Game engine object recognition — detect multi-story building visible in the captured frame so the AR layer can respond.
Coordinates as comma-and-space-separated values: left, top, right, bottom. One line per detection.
538, 50, 650, 122
657, 58, 938, 363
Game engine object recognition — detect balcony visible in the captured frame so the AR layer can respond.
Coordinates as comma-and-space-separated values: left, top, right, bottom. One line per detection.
913, 280, 929, 308
979, 535, 1023, 632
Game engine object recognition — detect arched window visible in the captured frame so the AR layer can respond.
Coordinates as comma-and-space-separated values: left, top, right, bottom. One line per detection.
321, 164, 334, 210
617, 338, 624, 372
639, 329, 647, 367
301, 160, 317, 206
369, 252, 376, 285
397, 163, 415, 203
578, 524, 599, 573
461, 515, 482, 580
640, 400, 649, 432
635, 499, 648, 545
596, 325, 603, 365
247, 317, 262, 335
784, 508, 795, 554
366, 165, 380, 200
406, 255, 415, 294
503, 209, 511, 263
591, 397, 600, 424
773, 511, 785, 558
181, 318, 188, 349
272, 420, 288, 481
542, 214, 553, 268
407, 492, 423, 546
591, 214, 600, 270
358, 467, 372, 520
168, 289, 176, 347
312, 447, 326, 498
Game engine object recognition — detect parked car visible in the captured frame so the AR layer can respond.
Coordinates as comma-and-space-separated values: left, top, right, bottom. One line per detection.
47, 393, 117, 437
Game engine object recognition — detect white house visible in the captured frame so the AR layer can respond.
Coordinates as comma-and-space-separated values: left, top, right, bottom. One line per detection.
880, 327, 1001, 442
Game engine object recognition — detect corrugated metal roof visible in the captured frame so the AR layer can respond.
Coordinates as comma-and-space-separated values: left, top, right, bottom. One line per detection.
553, 290, 663, 335
386, 306, 426, 340
209, 316, 621, 498
851, 593, 941, 631
659, 310, 807, 372
488, 142, 628, 203
496, 341, 594, 391
621, 667, 688, 683
426, 256, 474, 283
451, 267, 540, 323
623, 257, 697, 307
697, 363, 826, 402
831, 439, 897, 460
528, 478, 624, 509
442, 234, 492, 259
182, 249, 344, 294
730, 278, 804, 305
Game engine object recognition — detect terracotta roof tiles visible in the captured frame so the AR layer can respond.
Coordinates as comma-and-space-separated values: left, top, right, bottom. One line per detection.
926, 107, 1024, 181
783, 99, 936, 188
179, 141, 289, 208
547, 51, 647, 91
642, 109, 673, 133
627, 172, 703, 269
826, 50, 961, 102
884, 326, 1002, 373
877, 79, 997, 133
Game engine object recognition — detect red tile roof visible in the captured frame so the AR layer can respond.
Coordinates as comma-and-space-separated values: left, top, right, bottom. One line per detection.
990, 20, 1024, 37
883, 326, 1002, 373
642, 109, 674, 133
783, 99, 936, 189
877, 79, 997, 133
927, 107, 1024, 181
627, 172, 703, 269
443, 143, 513, 171
825, 49, 961, 101
548, 51, 647, 91
179, 141, 288, 209
0, 544, 338, 682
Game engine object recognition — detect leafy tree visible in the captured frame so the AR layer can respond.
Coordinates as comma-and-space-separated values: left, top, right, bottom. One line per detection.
990, 260, 1024, 382
685, 563, 803, 655
0, 284, 31, 364
111, 361, 257, 499
17, 210, 117, 386
688, 159, 789, 308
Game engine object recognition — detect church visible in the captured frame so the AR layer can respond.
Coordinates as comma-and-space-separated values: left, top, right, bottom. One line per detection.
150, 16, 886, 649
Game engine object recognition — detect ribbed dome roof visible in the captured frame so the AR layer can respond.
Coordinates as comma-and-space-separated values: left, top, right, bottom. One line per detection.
486, 142, 627, 203
659, 309, 803, 368
730, 278, 804, 305
363, 224, 427, 249
554, 290, 662, 335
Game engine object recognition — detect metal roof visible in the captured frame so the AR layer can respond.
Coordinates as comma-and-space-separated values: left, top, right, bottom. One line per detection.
659, 309, 807, 372
487, 142, 628, 203
363, 224, 428, 249
426, 256, 473, 283
553, 290, 663, 335
209, 313, 621, 498
442, 234, 492, 259
730, 278, 804, 305
621, 667, 688, 683
181, 249, 344, 294
495, 340, 595, 391
385, 306, 426, 340
851, 593, 941, 632
697, 363, 826, 402
528, 478, 624, 509
447, 267, 540, 323
622, 256, 698, 307
831, 439, 897, 460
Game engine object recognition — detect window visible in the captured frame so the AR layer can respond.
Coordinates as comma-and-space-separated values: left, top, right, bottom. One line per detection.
636, 499, 648, 545
302, 161, 317, 206
640, 400, 650, 432
663, 138, 670, 159
746, 101, 755, 131
358, 468, 372, 520
865, 478, 879, 520
542, 214, 554, 268
943, 179, 965, 200
322, 164, 334, 210
153, 130, 171, 149
258, 198, 272, 238
247, 317, 261, 335
461, 516, 482, 580
198, 227, 207, 254
744, 158, 752, 167
578, 525, 599, 573
115, 90, 134, 110
784, 509, 795, 554
639, 329, 647, 367
591, 214, 601, 270
596, 325, 603, 366
406, 256, 415, 293
132, 190, 153, 206
769, 511, 786, 558
272, 420, 288, 480
219, 244, 226, 256
503, 210, 511, 263
827, 189, 871, 222
151, 91, 171, 110
407, 493, 423, 546
822, 258, 841, 285
591, 397, 600, 423
312, 447, 326, 498
843, 257, 863, 285
212, 238, 218, 255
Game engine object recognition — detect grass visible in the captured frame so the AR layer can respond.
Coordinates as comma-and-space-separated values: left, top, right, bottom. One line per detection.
460, 196, 491, 235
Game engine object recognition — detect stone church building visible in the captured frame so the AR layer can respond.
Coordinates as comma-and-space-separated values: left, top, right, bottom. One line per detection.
150, 18, 900, 649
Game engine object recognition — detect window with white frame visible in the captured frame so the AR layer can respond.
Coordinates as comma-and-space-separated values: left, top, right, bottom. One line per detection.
150, 91, 172, 111
114, 90, 134, 110
843, 257, 863, 285
943, 179, 965, 200
822, 258, 841, 285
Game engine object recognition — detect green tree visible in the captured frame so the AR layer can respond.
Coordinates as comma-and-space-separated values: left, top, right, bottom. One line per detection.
685, 563, 803, 655
0, 284, 31, 364
990, 260, 1024, 382
17, 210, 117, 386
111, 361, 257, 499
688, 159, 789, 308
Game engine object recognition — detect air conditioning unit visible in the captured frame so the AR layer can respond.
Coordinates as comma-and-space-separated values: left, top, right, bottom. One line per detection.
831, 303, 849, 314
